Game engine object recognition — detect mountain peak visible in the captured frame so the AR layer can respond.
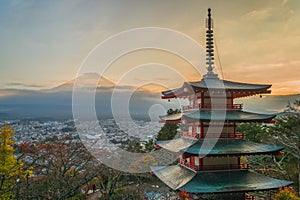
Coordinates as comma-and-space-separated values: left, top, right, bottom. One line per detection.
47, 73, 115, 92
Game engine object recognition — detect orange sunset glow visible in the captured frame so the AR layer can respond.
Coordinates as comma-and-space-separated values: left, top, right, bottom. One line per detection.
0, 0, 299, 96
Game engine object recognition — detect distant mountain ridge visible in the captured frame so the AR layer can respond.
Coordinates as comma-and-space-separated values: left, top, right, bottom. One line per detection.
0, 73, 299, 120
236, 94, 300, 114
0, 73, 169, 119
46, 73, 115, 92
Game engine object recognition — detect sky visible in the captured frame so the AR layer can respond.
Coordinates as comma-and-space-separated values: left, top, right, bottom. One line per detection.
0, 0, 299, 95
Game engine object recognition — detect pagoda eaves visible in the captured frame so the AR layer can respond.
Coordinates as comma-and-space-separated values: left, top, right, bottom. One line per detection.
159, 110, 276, 123
151, 165, 293, 194
156, 138, 284, 156
162, 78, 271, 99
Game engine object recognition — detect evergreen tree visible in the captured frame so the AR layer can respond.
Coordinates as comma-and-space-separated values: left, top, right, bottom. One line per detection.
156, 109, 181, 141
237, 123, 269, 143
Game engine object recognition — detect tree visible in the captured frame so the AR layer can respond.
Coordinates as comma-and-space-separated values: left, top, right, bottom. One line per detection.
20, 138, 102, 199
156, 109, 180, 141
0, 125, 31, 199
98, 167, 122, 199
144, 139, 155, 152
269, 112, 300, 196
237, 123, 270, 143
284, 100, 300, 113
274, 187, 300, 200
238, 100, 300, 196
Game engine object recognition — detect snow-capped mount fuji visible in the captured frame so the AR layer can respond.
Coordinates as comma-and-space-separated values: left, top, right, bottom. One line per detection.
45, 73, 115, 92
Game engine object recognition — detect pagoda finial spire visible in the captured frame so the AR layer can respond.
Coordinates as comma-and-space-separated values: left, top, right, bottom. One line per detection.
207, 8, 212, 30
204, 8, 218, 79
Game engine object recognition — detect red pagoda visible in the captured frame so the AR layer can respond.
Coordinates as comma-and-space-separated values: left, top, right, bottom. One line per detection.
151, 8, 292, 200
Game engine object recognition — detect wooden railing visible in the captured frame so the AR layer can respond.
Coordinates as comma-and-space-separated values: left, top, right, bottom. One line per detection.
179, 161, 249, 171
180, 132, 245, 139
232, 103, 243, 109
234, 132, 245, 139
181, 131, 199, 139
180, 160, 200, 171
182, 104, 200, 111
245, 193, 255, 200
240, 162, 250, 169
182, 103, 243, 111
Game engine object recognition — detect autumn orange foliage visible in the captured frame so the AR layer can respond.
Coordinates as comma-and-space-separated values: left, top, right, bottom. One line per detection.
274, 187, 300, 200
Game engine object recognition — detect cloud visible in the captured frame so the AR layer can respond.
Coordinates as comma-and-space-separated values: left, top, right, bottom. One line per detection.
223, 59, 300, 95
273, 80, 300, 94
0, 88, 39, 98
0, 90, 20, 98
6, 82, 45, 88
242, 8, 272, 20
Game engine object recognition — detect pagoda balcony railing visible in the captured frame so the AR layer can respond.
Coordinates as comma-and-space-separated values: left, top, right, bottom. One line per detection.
182, 104, 200, 111
179, 160, 201, 171
232, 103, 243, 109
234, 132, 245, 139
182, 103, 243, 111
245, 193, 255, 200
240, 162, 250, 169
181, 132, 245, 139
181, 131, 198, 139
180, 161, 249, 171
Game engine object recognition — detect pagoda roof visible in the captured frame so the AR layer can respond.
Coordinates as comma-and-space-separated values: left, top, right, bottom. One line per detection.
156, 138, 195, 152
160, 110, 276, 122
184, 139, 283, 156
150, 165, 293, 193
190, 78, 271, 91
156, 138, 283, 156
150, 165, 195, 190
162, 78, 271, 99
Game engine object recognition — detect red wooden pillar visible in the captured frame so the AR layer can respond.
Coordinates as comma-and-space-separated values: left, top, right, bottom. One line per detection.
191, 156, 194, 165
200, 122, 204, 139
201, 92, 204, 108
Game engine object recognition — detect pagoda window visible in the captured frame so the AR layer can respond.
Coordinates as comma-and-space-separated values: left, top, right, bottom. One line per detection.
195, 157, 199, 166
190, 100, 194, 106
193, 98, 198, 108
197, 98, 201, 104
202, 157, 239, 170
188, 126, 192, 135
186, 157, 190, 163
196, 126, 200, 134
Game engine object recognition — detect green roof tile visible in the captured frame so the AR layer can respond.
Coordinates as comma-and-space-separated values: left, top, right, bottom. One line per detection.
151, 165, 293, 193
160, 110, 275, 122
